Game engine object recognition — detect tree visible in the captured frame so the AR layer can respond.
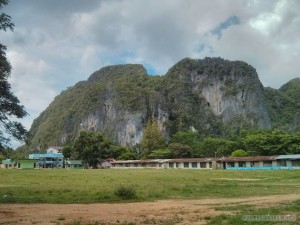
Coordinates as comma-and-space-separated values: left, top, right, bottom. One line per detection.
170, 130, 199, 145
73, 131, 110, 168
168, 143, 192, 158
231, 149, 248, 157
140, 119, 164, 158
62, 145, 74, 159
107, 145, 136, 160
148, 148, 171, 159
0, 0, 28, 148
242, 130, 291, 156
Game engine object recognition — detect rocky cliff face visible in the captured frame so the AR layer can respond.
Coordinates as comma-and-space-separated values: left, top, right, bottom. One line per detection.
167, 58, 271, 128
29, 57, 272, 149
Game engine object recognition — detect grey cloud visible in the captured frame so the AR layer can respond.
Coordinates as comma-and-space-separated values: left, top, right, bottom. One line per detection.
6, 0, 104, 16
2, 0, 300, 149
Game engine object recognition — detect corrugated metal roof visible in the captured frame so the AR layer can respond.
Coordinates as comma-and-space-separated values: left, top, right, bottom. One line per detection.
112, 159, 169, 164
167, 158, 214, 163
29, 153, 63, 159
66, 160, 82, 164
111, 154, 300, 164
276, 154, 300, 160
16, 159, 38, 162
217, 156, 277, 162
1, 159, 14, 164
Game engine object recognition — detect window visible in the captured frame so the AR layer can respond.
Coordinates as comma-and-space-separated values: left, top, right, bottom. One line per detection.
169, 163, 174, 168
200, 162, 206, 168
184, 162, 189, 168
209, 162, 212, 168
227, 162, 235, 167
176, 163, 180, 168
292, 160, 300, 167
277, 160, 287, 167
192, 162, 197, 168
238, 162, 246, 167
263, 161, 272, 167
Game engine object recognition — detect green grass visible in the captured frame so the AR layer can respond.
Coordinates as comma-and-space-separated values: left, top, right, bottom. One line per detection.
0, 169, 300, 203
207, 200, 300, 225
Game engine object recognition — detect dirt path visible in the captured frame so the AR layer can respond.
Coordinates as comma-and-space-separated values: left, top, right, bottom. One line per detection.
1, 194, 300, 225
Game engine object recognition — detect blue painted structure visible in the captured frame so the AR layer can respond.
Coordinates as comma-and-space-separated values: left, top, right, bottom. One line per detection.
226, 166, 293, 170
29, 153, 64, 168
221, 154, 300, 170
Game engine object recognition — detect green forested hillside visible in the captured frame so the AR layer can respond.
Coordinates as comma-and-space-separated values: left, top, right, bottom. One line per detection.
264, 78, 300, 131
29, 64, 161, 149
280, 78, 300, 100
26, 57, 299, 152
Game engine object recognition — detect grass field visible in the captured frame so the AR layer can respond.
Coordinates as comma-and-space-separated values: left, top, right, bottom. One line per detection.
207, 199, 300, 225
1, 168, 300, 204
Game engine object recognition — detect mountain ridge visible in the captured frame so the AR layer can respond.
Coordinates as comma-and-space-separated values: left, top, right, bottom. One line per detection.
28, 57, 299, 150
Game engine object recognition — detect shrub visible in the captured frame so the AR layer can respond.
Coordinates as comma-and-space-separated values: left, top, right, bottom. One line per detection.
114, 184, 136, 199
231, 149, 248, 157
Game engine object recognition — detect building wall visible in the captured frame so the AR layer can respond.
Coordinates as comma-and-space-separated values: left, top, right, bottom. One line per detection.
111, 156, 300, 170
0, 164, 15, 169
17, 161, 36, 169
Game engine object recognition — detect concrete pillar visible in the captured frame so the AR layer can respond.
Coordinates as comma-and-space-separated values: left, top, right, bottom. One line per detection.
286, 160, 292, 167
212, 161, 217, 169
206, 162, 210, 169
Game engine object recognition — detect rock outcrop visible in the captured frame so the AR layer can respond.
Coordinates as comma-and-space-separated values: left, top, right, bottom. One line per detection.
29, 57, 273, 149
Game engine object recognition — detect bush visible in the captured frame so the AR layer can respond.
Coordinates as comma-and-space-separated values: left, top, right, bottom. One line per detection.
231, 149, 248, 157
114, 184, 136, 199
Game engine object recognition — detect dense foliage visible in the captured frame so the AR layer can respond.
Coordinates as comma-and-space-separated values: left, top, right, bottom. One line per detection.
62, 131, 137, 166
168, 129, 300, 157
0, 0, 28, 149
140, 119, 165, 158
264, 80, 300, 131
63, 131, 110, 168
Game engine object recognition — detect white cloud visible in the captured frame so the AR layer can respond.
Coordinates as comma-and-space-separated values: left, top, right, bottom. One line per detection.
7, 51, 57, 122
2, 0, 300, 148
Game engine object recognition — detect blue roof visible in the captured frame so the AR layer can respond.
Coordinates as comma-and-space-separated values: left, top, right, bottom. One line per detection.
29, 153, 64, 159
276, 154, 300, 160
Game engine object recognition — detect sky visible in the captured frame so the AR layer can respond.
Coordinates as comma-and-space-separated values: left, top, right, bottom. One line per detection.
1, 0, 300, 148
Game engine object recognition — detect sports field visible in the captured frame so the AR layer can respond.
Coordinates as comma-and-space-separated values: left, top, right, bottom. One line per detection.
1, 168, 300, 203
0, 169, 299, 224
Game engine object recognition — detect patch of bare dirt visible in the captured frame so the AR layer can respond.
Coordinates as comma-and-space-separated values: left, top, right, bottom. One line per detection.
0, 194, 299, 225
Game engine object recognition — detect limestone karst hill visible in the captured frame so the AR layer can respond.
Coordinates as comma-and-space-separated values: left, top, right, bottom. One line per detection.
28, 57, 299, 150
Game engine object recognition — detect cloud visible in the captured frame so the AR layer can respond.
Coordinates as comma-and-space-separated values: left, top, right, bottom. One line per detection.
7, 51, 57, 121
1, 0, 300, 148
